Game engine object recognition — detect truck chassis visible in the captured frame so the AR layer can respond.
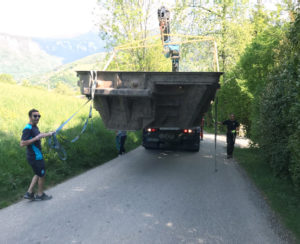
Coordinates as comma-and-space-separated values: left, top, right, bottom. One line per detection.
143, 127, 200, 151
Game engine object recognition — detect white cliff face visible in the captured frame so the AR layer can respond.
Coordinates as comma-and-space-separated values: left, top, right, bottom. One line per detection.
1, 35, 37, 53
33, 31, 105, 64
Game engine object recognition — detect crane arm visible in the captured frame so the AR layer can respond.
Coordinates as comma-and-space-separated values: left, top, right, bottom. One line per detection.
158, 6, 180, 72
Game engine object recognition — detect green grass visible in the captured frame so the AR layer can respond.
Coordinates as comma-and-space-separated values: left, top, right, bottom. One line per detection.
0, 82, 141, 208
234, 147, 300, 241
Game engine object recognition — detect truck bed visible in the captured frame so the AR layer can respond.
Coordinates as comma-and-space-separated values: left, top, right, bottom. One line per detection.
77, 71, 222, 130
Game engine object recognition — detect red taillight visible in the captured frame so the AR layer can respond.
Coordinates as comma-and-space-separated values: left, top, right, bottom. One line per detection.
151, 128, 156, 132
183, 129, 193, 134
147, 128, 157, 132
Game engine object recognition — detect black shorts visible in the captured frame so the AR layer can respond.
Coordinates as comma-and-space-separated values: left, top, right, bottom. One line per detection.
28, 159, 46, 177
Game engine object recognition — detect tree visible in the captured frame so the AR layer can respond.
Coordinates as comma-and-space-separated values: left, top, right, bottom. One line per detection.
21, 79, 31, 87
0, 74, 16, 84
176, 1, 254, 128
172, 1, 253, 73
54, 82, 75, 95
239, 26, 285, 95
96, 0, 170, 71
236, 3, 300, 189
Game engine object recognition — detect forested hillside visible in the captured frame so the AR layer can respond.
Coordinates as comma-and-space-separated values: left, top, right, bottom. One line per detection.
29, 52, 107, 88
0, 32, 105, 82
0, 33, 62, 80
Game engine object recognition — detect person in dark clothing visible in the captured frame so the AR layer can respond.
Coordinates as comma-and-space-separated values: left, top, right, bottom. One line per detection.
116, 130, 127, 155
20, 109, 54, 200
221, 114, 240, 159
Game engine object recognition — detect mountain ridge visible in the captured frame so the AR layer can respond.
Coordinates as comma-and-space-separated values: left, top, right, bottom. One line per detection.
29, 52, 107, 88
0, 32, 105, 81
0, 33, 62, 80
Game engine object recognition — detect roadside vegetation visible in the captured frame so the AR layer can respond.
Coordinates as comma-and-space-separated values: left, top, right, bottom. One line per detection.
236, 9, 300, 192
29, 52, 107, 89
0, 82, 141, 209
235, 148, 300, 241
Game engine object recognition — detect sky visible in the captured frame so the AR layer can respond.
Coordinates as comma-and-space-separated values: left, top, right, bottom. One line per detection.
0, 0, 98, 38
0, 0, 290, 39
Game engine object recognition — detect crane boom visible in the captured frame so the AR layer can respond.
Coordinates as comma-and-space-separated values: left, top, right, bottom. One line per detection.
158, 6, 180, 72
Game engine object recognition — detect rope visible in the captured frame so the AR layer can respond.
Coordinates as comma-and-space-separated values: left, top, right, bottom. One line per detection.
68, 71, 96, 143
48, 72, 97, 160
48, 99, 91, 160
115, 34, 214, 50
116, 39, 214, 51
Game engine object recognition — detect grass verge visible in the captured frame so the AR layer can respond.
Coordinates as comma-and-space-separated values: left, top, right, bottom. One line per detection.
0, 83, 142, 209
234, 147, 300, 242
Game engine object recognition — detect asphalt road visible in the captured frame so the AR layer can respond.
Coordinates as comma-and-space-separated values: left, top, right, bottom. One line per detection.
0, 134, 294, 244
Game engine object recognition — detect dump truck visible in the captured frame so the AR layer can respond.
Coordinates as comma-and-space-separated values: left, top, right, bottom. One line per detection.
77, 71, 222, 151
77, 6, 222, 151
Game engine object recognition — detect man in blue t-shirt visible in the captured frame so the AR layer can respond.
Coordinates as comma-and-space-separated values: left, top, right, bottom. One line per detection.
20, 109, 53, 200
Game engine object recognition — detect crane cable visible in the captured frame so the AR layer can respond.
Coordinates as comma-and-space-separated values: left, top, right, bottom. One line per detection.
103, 34, 218, 71
214, 96, 218, 172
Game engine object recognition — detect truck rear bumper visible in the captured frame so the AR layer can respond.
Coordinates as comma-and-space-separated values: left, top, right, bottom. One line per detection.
142, 128, 200, 151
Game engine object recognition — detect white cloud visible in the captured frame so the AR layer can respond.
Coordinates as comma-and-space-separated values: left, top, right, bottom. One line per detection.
0, 0, 98, 38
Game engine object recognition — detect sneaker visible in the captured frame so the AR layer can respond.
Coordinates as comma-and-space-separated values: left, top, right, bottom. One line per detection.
24, 192, 34, 200
34, 193, 52, 201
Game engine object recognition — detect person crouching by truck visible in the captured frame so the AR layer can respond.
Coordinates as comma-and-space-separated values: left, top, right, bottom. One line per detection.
219, 114, 240, 159
116, 130, 127, 155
